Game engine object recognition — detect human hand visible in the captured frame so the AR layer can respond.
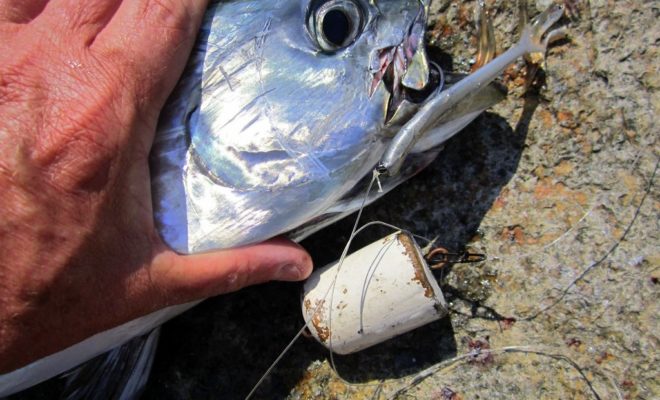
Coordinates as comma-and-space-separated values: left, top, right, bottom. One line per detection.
0, 0, 312, 373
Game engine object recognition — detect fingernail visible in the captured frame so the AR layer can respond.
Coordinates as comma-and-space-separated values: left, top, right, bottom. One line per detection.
275, 264, 303, 281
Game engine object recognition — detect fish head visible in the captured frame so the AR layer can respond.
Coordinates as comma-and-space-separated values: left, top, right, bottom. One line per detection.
153, 0, 447, 253
191, 0, 439, 191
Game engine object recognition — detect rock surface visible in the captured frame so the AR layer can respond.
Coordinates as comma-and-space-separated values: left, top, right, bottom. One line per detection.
14, 1, 658, 399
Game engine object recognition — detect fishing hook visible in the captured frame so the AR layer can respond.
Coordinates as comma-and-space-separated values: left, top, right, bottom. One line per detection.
425, 247, 486, 270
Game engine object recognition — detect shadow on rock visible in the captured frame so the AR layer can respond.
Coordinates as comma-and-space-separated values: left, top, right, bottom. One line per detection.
303, 109, 530, 259
330, 317, 457, 382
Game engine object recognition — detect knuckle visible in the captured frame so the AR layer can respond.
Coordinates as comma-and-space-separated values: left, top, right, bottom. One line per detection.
1, 67, 118, 195
137, 1, 198, 70
210, 254, 252, 295
220, 271, 245, 294
145, 0, 193, 32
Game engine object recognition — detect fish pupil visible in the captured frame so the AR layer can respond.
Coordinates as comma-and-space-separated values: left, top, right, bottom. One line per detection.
322, 9, 350, 46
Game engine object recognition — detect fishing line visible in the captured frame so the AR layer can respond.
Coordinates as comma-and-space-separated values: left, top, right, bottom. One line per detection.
333, 154, 654, 395
249, 154, 654, 398
515, 154, 658, 320
246, 169, 396, 399
391, 152, 657, 397
326, 221, 426, 380
243, 324, 308, 400
246, 167, 440, 398
387, 345, 621, 400
247, 145, 657, 398
479, 149, 658, 321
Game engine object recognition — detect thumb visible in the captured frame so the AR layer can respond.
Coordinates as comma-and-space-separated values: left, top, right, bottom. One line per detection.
152, 237, 313, 304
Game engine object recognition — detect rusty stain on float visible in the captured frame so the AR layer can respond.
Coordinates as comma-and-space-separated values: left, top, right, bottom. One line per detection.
301, 231, 449, 354
398, 232, 435, 298
309, 299, 330, 343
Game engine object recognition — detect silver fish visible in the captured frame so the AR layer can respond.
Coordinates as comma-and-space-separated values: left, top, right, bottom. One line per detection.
152, 0, 500, 254
0, 0, 566, 396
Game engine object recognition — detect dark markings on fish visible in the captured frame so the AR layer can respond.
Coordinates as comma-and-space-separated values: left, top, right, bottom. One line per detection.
255, 17, 272, 50
285, 123, 330, 175
204, 58, 255, 92
239, 114, 261, 133
217, 65, 234, 91
204, 24, 264, 70
219, 88, 276, 130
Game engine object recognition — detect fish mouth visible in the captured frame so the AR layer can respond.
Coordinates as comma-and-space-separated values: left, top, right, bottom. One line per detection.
369, 8, 443, 126
371, 50, 443, 125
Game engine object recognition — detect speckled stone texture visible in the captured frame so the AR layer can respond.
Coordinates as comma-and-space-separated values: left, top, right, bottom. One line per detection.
13, 1, 658, 399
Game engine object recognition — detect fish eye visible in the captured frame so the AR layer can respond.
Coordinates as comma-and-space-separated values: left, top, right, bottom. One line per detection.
309, 0, 364, 53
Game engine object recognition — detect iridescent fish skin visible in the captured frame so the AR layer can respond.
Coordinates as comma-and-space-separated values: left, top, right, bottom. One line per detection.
151, 0, 444, 253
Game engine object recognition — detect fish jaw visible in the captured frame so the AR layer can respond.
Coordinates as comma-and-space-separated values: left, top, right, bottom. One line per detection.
368, 2, 443, 128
